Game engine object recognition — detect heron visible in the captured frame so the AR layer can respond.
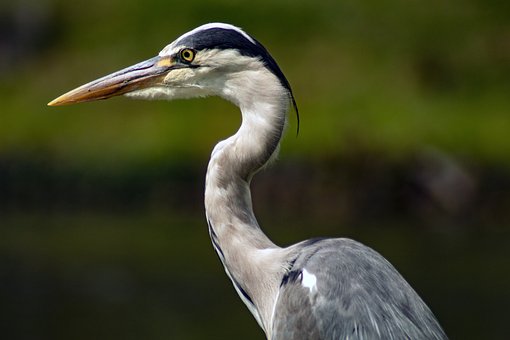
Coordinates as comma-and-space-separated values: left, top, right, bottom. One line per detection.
48, 23, 447, 339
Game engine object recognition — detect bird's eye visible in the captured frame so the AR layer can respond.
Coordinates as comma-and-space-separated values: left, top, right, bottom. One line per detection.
180, 48, 196, 63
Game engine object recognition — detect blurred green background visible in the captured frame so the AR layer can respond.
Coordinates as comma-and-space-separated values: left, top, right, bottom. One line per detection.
1, 0, 509, 339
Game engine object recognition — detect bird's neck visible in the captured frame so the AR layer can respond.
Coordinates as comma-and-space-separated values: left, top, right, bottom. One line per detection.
204, 75, 289, 332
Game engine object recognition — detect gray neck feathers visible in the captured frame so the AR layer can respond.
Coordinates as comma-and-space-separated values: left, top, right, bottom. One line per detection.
205, 65, 289, 237
203, 65, 290, 333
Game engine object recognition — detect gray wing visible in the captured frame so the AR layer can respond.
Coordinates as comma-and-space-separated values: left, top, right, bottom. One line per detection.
272, 238, 447, 340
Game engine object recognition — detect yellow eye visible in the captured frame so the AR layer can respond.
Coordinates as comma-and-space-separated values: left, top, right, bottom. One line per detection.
180, 48, 195, 62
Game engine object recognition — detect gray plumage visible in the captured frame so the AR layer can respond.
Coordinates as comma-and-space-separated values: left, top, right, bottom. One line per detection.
274, 238, 446, 339
49, 23, 448, 340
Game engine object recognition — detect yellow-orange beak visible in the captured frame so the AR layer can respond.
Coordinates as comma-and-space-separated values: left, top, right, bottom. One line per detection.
48, 56, 175, 106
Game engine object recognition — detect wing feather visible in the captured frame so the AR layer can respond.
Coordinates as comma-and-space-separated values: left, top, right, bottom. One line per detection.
272, 238, 447, 340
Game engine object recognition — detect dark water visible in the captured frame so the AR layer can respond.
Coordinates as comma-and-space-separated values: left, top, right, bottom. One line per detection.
1, 211, 508, 340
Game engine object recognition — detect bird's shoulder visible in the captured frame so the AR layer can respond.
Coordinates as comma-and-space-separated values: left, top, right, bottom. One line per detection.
271, 238, 447, 340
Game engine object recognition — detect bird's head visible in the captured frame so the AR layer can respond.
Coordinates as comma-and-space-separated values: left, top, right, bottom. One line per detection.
48, 23, 297, 114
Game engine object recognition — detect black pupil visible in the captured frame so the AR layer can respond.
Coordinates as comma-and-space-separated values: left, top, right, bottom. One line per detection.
183, 50, 192, 60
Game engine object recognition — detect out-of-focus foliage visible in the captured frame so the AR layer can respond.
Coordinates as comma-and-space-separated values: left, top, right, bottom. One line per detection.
1, 0, 509, 167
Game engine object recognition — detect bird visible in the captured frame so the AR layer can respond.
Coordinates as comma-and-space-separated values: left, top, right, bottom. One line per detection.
48, 23, 448, 340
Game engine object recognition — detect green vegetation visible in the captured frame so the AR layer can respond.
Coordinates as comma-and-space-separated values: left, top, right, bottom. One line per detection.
2, 0, 509, 168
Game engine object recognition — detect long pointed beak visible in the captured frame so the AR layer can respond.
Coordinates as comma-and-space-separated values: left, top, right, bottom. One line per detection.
48, 56, 175, 106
